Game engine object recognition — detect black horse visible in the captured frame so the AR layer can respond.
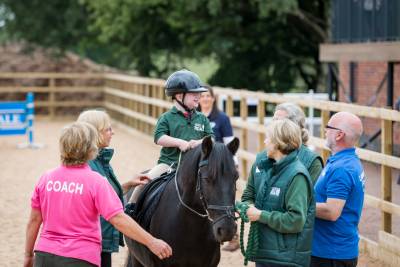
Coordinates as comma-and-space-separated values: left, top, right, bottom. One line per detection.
125, 136, 240, 267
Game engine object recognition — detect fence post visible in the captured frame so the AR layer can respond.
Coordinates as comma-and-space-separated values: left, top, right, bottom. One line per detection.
381, 119, 392, 233
320, 110, 330, 162
133, 83, 139, 130
308, 89, 315, 136
49, 78, 55, 119
240, 95, 248, 180
144, 84, 151, 135
226, 95, 233, 117
257, 98, 265, 152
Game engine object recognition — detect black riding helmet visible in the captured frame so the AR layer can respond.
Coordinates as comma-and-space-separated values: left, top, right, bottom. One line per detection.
165, 69, 208, 97
165, 69, 208, 113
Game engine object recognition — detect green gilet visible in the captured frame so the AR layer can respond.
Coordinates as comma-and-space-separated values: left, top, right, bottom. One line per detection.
252, 151, 315, 267
298, 144, 323, 171
88, 148, 124, 253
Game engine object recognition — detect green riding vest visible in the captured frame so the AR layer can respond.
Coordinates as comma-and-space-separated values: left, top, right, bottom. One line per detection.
88, 148, 124, 253
251, 151, 315, 267
297, 144, 322, 170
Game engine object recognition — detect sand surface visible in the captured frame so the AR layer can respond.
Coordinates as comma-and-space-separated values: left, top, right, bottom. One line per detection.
0, 119, 388, 266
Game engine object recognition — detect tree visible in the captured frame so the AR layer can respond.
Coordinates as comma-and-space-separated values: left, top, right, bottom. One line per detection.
85, 0, 329, 91
0, 0, 330, 92
83, 0, 186, 76
0, 0, 128, 68
181, 0, 329, 91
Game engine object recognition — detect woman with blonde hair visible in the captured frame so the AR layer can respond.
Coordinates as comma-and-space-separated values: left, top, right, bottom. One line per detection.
77, 110, 150, 267
241, 119, 315, 267
24, 122, 171, 267
274, 102, 323, 184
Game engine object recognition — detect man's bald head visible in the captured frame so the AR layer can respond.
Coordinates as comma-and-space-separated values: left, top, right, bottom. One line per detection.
329, 112, 363, 145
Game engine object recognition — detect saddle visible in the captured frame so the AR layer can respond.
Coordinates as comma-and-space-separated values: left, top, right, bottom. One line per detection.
125, 171, 175, 230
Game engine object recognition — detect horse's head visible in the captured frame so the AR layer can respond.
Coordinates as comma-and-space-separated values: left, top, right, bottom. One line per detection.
197, 136, 240, 242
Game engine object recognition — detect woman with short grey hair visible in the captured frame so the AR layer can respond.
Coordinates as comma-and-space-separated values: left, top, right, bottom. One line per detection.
273, 102, 323, 184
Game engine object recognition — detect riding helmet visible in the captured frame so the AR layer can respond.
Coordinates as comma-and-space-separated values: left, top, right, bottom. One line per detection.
165, 69, 208, 96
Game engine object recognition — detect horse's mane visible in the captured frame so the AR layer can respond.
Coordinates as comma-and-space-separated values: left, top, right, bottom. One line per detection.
181, 142, 236, 180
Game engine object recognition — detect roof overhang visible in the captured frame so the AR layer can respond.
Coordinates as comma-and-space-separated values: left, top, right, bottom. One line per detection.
319, 41, 400, 62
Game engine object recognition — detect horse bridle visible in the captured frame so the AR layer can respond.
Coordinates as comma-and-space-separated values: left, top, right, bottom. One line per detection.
174, 153, 235, 224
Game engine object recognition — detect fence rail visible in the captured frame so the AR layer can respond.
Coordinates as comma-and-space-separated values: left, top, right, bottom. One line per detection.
1, 72, 400, 266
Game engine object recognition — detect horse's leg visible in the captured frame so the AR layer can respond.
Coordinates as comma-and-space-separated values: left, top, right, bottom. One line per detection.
124, 250, 134, 267
124, 250, 144, 267
132, 257, 144, 267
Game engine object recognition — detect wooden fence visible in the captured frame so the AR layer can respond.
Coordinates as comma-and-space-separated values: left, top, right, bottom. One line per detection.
0, 72, 104, 118
1, 72, 400, 266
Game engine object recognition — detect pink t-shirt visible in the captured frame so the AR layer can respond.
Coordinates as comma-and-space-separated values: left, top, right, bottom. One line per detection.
31, 164, 123, 266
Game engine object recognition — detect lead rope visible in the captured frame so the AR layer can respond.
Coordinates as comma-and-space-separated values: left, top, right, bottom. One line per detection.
235, 201, 259, 266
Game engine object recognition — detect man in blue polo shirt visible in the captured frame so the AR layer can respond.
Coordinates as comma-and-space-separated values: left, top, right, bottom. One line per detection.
311, 111, 365, 267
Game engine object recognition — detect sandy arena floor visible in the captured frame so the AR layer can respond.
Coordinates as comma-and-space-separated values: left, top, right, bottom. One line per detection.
0, 119, 390, 266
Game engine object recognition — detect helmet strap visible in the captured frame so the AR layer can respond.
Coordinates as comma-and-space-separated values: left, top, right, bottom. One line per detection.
175, 93, 194, 122
175, 93, 193, 113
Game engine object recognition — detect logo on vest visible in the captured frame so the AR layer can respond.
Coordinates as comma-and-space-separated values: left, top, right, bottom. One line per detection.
46, 180, 84, 195
194, 123, 204, 131
270, 187, 281, 197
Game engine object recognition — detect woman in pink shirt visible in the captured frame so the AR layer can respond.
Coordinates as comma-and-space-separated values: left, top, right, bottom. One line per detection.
24, 122, 172, 267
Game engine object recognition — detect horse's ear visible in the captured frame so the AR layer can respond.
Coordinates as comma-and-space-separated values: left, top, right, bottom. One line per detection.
227, 137, 239, 155
202, 136, 213, 158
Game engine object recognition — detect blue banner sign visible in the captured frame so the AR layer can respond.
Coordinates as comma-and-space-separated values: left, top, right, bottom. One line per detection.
0, 93, 34, 145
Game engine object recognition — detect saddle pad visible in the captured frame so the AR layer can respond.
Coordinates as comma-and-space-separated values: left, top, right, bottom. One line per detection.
133, 171, 175, 230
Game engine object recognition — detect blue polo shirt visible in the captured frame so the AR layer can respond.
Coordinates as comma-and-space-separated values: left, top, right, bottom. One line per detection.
312, 148, 365, 259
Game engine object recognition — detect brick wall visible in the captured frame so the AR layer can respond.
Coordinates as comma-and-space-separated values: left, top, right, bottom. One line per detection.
338, 62, 400, 155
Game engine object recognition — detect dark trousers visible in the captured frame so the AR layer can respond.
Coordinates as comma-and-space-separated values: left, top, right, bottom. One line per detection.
310, 256, 358, 267
34, 251, 96, 267
101, 252, 112, 267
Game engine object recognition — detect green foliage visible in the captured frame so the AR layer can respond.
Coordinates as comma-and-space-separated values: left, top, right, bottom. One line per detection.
1, 0, 89, 49
0, 0, 329, 92
85, 0, 329, 91
0, 0, 128, 68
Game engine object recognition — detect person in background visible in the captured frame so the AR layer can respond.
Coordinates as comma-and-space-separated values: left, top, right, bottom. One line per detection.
199, 86, 239, 252
241, 119, 315, 267
273, 102, 323, 184
199, 86, 234, 144
77, 109, 150, 267
24, 122, 172, 267
311, 112, 365, 267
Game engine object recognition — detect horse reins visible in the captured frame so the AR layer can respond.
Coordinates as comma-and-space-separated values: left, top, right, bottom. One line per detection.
174, 152, 235, 224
